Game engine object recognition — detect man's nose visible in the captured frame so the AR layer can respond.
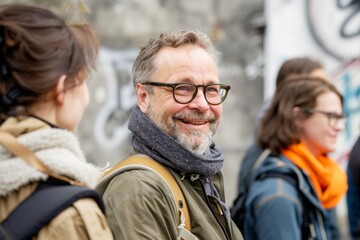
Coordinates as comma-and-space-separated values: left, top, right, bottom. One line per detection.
188, 88, 210, 112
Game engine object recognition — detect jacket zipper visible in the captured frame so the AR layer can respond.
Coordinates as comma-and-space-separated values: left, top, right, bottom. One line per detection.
274, 157, 329, 240
197, 179, 232, 240
316, 210, 328, 240
215, 202, 224, 216
297, 169, 329, 240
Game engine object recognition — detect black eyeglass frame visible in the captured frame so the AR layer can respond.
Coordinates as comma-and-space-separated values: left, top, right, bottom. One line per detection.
141, 81, 231, 105
306, 109, 347, 126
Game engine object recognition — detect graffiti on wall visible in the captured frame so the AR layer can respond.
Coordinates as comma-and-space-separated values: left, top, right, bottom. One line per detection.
265, 0, 360, 166
305, 0, 360, 60
93, 48, 138, 149
307, 0, 360, 164
330, 59, 360, 166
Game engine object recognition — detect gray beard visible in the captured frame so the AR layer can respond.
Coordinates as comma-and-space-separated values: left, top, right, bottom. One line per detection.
147, 105, 217, 155
174, 128, 212, 155
129, 106, 225, 177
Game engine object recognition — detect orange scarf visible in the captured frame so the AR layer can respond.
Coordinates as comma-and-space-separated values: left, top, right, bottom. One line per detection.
281, 142, 347, 209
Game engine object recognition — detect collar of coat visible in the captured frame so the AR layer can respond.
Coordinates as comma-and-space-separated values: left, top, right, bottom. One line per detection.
0, 116, 101, 197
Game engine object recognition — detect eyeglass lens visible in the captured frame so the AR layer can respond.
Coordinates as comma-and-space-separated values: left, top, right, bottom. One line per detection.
307, 109, 346, 127
174, 84, 226, 104
327, 113, 346, 126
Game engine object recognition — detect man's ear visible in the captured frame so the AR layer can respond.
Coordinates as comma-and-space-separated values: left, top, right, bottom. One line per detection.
53, 75, 67, 105
136, 83, 150, 113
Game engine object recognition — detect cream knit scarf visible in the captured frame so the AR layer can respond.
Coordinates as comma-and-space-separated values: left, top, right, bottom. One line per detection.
0, 117, 101, 196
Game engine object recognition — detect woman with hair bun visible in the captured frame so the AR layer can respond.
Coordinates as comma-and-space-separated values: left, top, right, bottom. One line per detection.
0, 4, 113, 240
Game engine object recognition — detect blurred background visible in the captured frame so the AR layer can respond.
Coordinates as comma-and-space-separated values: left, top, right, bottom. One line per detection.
1, 0, 359, 238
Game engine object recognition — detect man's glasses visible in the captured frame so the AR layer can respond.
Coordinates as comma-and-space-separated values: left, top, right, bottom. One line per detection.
142, 82, 231, 105
307, 109, 347, 127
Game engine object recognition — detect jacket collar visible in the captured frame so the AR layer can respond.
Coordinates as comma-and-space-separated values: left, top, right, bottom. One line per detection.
255, 155, 325, 211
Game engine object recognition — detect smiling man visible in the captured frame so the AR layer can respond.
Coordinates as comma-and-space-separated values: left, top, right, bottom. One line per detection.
97, 31, 243, 240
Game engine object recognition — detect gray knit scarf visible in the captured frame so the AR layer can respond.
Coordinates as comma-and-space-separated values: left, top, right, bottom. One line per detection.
128, 106, 224, 177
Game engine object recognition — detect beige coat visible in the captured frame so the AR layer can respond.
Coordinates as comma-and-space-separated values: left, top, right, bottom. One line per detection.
0, 117, 113, 239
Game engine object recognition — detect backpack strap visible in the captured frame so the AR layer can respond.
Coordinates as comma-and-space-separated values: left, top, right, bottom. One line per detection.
0, 179, 105, 240
230, 148, 271, 231
100, 154, 196, 239
251, 148, 271, 173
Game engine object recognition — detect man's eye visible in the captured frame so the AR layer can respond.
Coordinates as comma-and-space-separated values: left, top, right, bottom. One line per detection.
176, 85, 194, 92
206, 86, 219, 93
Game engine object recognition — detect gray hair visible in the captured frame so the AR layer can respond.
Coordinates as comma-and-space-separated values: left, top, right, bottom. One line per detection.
132, 30, 219, 86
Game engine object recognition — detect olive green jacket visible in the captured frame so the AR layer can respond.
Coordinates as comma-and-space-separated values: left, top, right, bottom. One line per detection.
97, 161, 243, 240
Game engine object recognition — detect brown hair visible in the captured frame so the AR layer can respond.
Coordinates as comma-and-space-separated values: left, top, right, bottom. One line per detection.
132, 30, 219, 87
0, 4, 99, 119
276, 57, 323, 86
258, 76, 343, 154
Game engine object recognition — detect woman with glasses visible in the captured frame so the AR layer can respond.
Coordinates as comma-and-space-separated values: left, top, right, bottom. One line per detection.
243, 76, 347, 240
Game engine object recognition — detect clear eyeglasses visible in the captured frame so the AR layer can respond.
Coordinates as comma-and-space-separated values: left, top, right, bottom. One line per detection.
307, 109, 347, 127
142, 82, 231, 105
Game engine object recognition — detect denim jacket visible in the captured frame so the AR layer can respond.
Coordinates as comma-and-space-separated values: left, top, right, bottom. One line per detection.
243, 154, 339, 240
